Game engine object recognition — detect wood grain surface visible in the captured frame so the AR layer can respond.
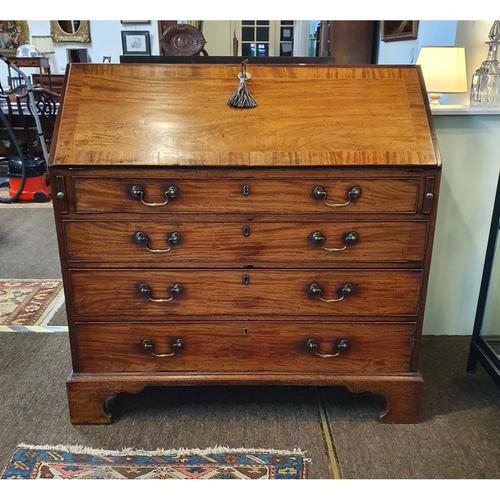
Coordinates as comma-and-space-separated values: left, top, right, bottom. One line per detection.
51, 64, 439, 167
63, 220, 428, 264
66, 371, 423, 424
50, 63, 441, 424
74, 321, 415, 373
69, 269, 422, 318
73, 176, 420, 214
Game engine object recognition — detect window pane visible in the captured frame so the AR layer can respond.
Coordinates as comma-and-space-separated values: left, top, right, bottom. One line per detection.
242, 20, 254, 25
280, 42, 293, 56
256, 20, 269, 25
256, 26, 269, 41
242, 26, 254, 41
281, 27, 293, 40
242, 43, 255, 56
281, 20, 293, 25
256, 43, 269, 56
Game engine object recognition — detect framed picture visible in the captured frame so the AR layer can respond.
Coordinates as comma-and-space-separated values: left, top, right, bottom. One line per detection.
0, 20, 29, 56
121, 30, 151, 55
51, 21, 91, 43
121, 21, 151, 25
381, 21, 419, 42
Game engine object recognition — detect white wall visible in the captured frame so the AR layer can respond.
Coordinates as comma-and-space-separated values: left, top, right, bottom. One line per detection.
424, 115, 500, 335
454, 21, 495, 105
378, 20, 496, 106
376, 20, 500, 335
1, 20, 160, 87
378, 21, 458, 64
293, 21, 310, 57
203, 21, 232, 56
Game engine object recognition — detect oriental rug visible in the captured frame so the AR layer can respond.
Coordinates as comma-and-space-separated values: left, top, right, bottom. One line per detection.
0, 279, 64, 326
1, 444, 309, 479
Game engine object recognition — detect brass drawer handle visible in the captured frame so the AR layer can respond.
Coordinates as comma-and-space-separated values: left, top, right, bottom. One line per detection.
309, 230, 359, 252
306, 338, 349, 358
311, 185, 362, 208
130, 184, 178, 207
141, 338, 183, 357
307, 282, 354, 303
137, 282, 183, 303
133, 231, 181, 253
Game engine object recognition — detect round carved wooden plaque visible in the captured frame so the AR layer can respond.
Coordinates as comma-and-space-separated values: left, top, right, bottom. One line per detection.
160, 24, 207, 56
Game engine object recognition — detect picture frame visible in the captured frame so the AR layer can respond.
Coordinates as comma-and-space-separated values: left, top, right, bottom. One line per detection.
50, 21, 91, 43
121, 30, 151, 56
0, 20, 30, 56
121, 21, 151, 25
381, 21, 419, 42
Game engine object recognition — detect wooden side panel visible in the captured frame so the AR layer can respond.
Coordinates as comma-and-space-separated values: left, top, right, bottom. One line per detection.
73, 177, 420, 214
74, 322, 415, 373
70, 269, 422, 318
64, 220, 428, 264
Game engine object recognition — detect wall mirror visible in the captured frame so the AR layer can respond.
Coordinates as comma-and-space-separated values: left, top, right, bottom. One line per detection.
481, 228, 500, 348
50, 21, 91, 43
468, 173, 500, 386
156, 21, 376, 64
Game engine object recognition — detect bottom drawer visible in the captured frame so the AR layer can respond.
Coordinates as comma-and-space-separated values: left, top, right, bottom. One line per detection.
74, 322, 415, 373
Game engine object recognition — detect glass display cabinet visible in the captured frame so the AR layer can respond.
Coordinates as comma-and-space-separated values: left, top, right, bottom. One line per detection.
467, 173, 500, 386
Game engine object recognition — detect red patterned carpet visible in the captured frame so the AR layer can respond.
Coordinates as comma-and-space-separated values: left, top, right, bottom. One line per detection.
0, 279, 64, 326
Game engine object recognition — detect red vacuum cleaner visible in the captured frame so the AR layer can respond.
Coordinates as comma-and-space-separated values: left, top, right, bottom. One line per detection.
7, 155, 50, 202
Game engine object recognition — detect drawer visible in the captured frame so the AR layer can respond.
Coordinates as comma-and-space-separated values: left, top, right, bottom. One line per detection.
73, 177, 420, 214
74, 321, 415, 373
70, 269, 422, 318
64, 220, 428, 264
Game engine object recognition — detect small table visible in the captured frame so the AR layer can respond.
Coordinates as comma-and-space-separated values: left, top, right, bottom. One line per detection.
7, 57, 52, 90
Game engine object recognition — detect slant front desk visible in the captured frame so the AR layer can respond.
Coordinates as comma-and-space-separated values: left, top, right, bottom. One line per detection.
50, 64, 441, 424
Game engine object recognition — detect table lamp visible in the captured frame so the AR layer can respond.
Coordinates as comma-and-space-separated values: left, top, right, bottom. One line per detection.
417, 46, 467, 106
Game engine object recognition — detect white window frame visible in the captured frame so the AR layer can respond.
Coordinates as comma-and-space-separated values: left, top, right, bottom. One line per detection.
231, 21, 282, 57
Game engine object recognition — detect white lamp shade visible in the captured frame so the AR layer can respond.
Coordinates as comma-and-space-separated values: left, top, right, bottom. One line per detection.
417, 46, 467, 93
31, 35, 54, 55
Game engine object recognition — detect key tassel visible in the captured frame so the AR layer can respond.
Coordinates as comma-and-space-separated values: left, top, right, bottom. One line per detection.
227, 59, 257, 109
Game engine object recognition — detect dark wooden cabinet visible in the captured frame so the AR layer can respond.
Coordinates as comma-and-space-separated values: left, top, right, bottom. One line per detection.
50, 63, 440, 424
33, 73, 65, 95
317, 21, 376, 63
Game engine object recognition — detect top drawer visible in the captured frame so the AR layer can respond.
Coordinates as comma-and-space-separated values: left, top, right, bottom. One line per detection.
72, 176, 420, 214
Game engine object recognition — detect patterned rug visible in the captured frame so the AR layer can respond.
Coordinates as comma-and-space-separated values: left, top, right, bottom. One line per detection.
1, 444, 309, 479
0, 279, 64, 326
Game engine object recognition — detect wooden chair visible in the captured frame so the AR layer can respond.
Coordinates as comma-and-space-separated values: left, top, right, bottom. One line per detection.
0, 86, 59, 158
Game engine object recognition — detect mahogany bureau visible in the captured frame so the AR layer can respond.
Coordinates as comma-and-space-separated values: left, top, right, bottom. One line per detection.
49, 63, 441, 424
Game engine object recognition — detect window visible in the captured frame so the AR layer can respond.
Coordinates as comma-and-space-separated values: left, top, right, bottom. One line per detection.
279, 21, 294, 56
236, 21, 295, 57
241, 20, 270, 57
